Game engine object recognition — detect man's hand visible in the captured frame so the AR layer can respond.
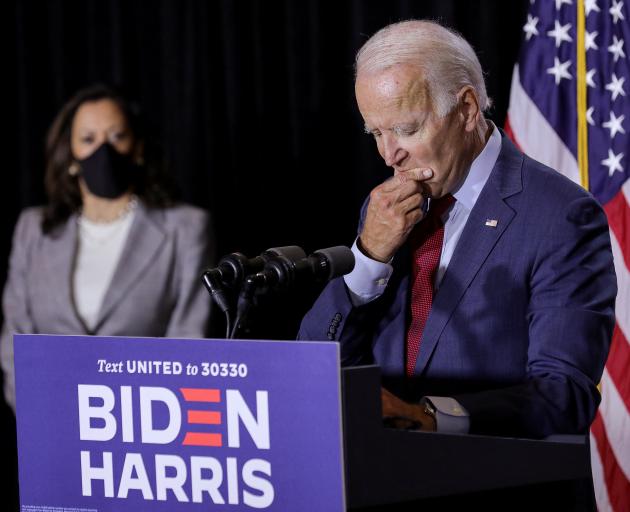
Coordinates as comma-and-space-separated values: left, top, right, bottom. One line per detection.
381, 387, 436, 432
359, 168, 433, 262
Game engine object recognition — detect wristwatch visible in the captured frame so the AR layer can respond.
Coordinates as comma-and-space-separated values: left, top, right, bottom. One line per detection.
420, 396, 470, 433
422, 398, 437, 423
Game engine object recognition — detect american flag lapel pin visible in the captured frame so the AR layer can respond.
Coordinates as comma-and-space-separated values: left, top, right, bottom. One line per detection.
485, 219, 498, 227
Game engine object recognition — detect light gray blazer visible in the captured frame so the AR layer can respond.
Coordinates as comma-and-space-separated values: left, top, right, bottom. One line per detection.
1, 201, 214, 411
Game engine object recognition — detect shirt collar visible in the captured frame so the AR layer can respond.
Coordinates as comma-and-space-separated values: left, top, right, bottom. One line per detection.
452, 122, 501, 211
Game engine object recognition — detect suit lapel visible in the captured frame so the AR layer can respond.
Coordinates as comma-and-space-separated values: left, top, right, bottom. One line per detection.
93, 203, 166, 331
414, 134, 524, 376
41, 214, 87, 332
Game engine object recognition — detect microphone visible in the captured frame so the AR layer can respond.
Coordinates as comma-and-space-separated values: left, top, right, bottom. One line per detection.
202, 246, 307, 313
305, 246, 356, 282
205, 246, 306, 288
249, 245, 355, 293
226, 245, 354, 339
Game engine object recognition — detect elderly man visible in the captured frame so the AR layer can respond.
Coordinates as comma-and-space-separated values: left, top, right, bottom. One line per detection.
299, 20, 616, 438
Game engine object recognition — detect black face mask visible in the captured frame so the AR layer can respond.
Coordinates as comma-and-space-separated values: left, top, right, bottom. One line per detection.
78, 143, 139, 199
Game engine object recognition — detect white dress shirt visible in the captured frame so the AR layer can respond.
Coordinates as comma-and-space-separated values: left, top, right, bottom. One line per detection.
344, 124, 502, 432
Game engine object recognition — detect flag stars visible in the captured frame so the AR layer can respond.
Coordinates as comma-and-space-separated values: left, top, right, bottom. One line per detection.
602, 111, 626, 139
608, 35, 626, 63
605, 73, 626, 101
585, 30, 599, 51
547, 20, 573, 47
547, 57, 573, 84
523, 14, 540, 40
555, 0, 572, 9
609, 0, 625, 24
585, 0, 601, 16
586, 106, 595, 126
601, 149, 624, 177
586, 69, 597, 88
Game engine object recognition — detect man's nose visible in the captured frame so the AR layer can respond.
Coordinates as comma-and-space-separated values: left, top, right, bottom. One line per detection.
381, 135, 407, 167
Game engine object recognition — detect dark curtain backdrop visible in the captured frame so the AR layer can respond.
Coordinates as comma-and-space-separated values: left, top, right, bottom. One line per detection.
3, 0, 527, 508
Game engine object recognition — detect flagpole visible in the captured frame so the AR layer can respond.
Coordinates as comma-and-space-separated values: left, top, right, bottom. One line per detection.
576, 0, 589, 190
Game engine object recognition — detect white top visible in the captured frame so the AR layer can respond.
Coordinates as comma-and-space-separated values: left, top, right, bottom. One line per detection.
73, 209, 136, 330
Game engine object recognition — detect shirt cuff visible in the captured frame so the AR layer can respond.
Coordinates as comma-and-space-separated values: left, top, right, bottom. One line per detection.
423, 396, 470, 434
343, 239, 393, 306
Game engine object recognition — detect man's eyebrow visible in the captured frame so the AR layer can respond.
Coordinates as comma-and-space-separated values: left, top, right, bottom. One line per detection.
363, 119, 423, 134
391, 121, 419, 131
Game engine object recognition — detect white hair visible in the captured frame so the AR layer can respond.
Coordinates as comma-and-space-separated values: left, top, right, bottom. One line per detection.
355, 20, 491, 117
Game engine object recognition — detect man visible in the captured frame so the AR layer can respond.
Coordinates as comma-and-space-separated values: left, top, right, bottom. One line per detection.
299, 20, 616, 438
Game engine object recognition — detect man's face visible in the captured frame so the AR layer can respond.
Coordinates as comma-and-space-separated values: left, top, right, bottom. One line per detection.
356, 64, 471, 198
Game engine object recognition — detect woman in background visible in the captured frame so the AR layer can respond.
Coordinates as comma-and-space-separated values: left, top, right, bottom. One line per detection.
1, 84, 214, 411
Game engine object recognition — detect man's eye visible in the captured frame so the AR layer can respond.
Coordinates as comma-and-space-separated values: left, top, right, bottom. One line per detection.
395, 127, 418, 137
81, 136, 94, 144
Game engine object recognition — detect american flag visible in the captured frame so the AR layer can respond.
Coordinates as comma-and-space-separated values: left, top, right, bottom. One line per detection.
505, 0, 629, 510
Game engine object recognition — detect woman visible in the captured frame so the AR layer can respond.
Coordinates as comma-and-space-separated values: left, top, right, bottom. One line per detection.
1, 84, 214, 411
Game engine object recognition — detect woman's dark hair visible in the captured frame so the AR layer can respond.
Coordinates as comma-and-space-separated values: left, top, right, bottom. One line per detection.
42, 83, 176, 233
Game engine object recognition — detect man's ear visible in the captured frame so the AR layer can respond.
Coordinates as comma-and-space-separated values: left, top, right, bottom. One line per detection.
457, 86, 481, 132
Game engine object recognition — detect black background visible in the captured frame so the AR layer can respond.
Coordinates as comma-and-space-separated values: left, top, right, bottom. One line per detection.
2, 1, 528, 508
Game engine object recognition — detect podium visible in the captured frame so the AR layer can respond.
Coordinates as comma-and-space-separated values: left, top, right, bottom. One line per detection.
342, 366, 594, 509
15, 335, 594, 511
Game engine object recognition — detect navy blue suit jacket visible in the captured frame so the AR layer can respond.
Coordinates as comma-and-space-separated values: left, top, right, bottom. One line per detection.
299, 134, 617, 438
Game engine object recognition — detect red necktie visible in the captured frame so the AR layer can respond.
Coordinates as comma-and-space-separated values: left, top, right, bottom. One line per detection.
406, 194, 455, 377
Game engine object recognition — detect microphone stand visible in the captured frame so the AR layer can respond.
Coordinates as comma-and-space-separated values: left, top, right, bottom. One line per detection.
203, 246, 355, 340
229, 274, 264, 339
228, 254, 294, 339
202, 270, 234, 338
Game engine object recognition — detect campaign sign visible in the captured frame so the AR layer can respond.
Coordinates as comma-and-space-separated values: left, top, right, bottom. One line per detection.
14, 335, 344, 512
